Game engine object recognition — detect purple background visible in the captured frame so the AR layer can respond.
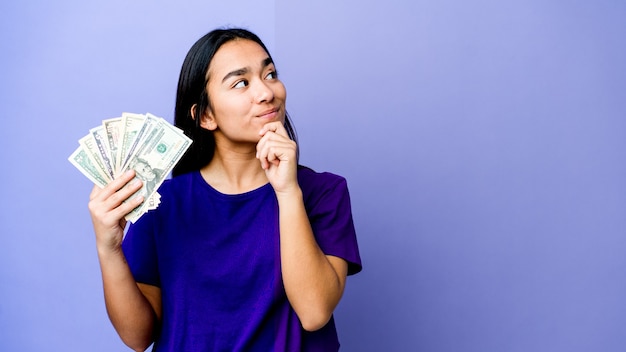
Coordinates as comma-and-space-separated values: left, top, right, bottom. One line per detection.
1, 1, 625, 351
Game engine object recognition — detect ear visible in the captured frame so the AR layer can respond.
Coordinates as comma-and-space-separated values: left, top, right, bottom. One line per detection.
191, 104, 217, 131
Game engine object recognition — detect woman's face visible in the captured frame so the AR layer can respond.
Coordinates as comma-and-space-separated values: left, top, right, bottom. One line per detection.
201, 39, 287, 145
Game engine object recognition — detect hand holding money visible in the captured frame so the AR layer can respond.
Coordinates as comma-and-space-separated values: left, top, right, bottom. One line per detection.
69, 112, 192, 222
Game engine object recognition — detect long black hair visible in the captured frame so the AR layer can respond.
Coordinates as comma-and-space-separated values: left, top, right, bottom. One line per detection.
172, 28, 298, 177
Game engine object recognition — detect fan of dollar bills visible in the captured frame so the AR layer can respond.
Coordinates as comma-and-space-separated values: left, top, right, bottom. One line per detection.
68, 112, 192, 223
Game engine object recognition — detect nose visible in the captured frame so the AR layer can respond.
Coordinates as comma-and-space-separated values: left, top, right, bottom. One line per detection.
254, 79, 274, 103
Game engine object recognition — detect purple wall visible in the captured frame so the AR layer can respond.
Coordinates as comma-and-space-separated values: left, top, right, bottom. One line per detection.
1, 1, 625, 351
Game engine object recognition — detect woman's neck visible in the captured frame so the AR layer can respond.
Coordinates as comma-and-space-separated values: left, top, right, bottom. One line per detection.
200, 144, 268, 194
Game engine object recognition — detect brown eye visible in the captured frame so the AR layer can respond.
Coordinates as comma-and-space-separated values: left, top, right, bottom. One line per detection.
233, 80, 248, 89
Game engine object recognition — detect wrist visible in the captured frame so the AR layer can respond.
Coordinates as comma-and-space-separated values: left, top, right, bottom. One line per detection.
96, 238, 125, 260
274, 186, 303, 204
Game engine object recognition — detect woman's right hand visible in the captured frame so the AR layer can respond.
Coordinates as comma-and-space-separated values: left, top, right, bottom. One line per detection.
88, 170, 144, 253
88, 170, 158, 350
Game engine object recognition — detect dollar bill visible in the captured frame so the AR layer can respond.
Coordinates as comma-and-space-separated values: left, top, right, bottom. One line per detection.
122, 114, 192, 222
78, 134, 113, 184
119, 113, 165, 173
68, 147, 109, 188
102, 117, 122, 176
117, 112, 149, 172
89, 125, 115, 180
68, 112, 191, 222
144, 191, 161, 210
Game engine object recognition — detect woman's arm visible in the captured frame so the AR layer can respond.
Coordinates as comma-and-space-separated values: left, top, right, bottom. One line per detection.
88, 170, 161, 351
256, 122, 348, 331
276, 189, 349, 332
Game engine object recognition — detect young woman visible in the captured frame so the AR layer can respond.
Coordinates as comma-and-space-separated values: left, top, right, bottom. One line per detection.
88, 28, 361, 351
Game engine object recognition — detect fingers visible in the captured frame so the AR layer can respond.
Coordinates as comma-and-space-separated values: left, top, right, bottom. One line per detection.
88, 170, 144, 223
258, 121, 288, 138
90, 170, 137, 201
256, 130, 296, 170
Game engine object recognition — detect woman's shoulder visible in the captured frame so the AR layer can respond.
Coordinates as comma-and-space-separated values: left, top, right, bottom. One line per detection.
298, 165, 346, 183
297, 165, 349, 198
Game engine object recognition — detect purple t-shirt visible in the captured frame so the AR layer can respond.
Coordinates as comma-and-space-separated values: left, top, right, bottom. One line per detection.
122, 166, 362, 351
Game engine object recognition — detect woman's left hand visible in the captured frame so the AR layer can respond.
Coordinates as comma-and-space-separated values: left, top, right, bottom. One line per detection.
256, 121, 298, 194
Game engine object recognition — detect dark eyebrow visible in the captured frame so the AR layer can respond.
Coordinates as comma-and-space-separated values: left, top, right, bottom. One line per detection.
221, 57, 274, 83
222, 68, 248, 83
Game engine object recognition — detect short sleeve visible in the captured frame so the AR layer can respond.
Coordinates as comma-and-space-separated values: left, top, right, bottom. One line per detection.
122, 210, 161, 286
305, 174, 362, 275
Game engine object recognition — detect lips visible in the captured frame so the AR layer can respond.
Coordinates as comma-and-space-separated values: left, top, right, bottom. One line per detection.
257, 107, 279, 119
